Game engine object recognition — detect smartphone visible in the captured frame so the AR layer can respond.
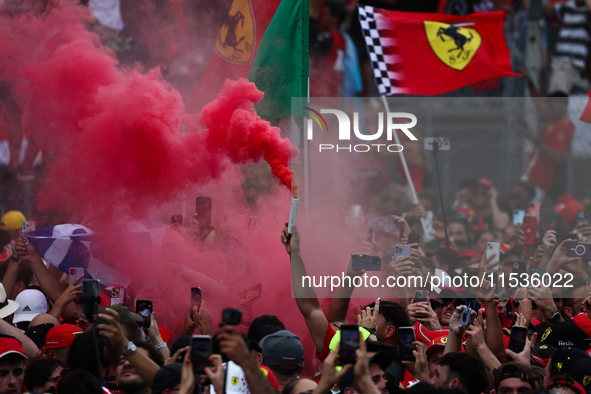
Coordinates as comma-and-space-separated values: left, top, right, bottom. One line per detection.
69, 267, 84, 284
81, 279, 100, 323
398, 327, 416, 361
135, 300, 153, 333
513, 210, 525, 225
191, 335, 212, 374
565, 242, 591, 259
512, 261, 526, 275
499, 312, 515, 329
508, 326, 527, 354
368, 217, 396, 232
583, 338, 591, 351
21, 221, 35, 234
222, 308, 242, 325
191, 287, 202, 311
413, 290, 429, 303
460, 301, 480, 326
239, 284, 262, 305
352, 255, 381, 271
532, 268, 546, 276
394, 245, 411, 261
576, 210, 588, 226
486, 242, 500, 271
408, 233, 421, 248
195, 197, 212, 229
109, 286, 125, 306
556, 233, 578, 245
339, 324, 359, 365
522, 217, 537, 245
171, 214, 182, 231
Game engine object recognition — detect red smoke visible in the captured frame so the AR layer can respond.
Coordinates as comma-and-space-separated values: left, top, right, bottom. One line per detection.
0, 1, 296, 221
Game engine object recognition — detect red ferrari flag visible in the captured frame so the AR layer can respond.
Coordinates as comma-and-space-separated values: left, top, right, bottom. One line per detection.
580, 91, 591, 123
358, 7, 518, 95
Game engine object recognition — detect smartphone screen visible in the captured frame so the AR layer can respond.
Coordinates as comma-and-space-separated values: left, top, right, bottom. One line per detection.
339, 324, 359, 365
195, 197, 212, 229
69, 267, 84, 284
398, 327, 415, 361
512, 210, 525, 225
135, 300, 152, 332
191, 335, 212, 374
508, 326, 527, 354
191, 287, 202, 311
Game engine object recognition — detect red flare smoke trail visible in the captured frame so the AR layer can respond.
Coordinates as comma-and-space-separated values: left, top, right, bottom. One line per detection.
0, 1, 297, 221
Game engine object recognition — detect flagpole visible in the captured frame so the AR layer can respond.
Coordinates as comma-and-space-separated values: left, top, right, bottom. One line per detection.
380, 96, 428, 236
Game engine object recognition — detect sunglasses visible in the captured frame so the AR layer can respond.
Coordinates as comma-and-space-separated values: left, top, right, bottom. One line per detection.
441, 299, 464, 308
512, 299, 538, 310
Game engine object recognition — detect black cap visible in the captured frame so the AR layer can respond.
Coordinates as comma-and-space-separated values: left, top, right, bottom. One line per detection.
152, 363, 182, 394
569, 358, 591, 394
532, 344, 557, 366
550, 348, 588, 374
24, 323, 55, 349
541, 322, 590, 349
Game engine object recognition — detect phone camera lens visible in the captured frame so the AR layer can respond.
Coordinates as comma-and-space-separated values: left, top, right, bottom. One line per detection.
575, 244, 586, 256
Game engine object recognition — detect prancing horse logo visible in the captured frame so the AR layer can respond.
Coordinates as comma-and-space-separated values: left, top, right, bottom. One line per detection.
424, 21, 482, 71
215, 0, 255, 64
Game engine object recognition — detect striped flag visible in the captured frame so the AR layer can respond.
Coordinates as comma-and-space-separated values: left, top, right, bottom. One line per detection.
23, 224, 131, 287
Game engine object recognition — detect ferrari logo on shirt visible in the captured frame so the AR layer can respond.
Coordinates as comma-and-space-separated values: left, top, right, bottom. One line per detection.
441, 337, 448, 343
215, 0, 255, 64
232, 377, 239, 386
424, 21, 482, 71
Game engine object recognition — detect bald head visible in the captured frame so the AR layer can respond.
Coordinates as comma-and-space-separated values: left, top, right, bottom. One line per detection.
30, 313, 61, 328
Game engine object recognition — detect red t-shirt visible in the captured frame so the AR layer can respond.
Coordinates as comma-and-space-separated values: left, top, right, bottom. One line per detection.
522, 119, 574, 191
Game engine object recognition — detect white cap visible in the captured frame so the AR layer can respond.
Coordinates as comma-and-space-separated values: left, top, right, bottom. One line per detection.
13, 289, 47, 324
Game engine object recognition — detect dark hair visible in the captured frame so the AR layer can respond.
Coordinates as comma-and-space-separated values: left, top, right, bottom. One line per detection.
324, 1, 347, 26
247, 315, 285, 341
169, 335, 191, 363
548, 91, 569, 98
282, 378, 315, 394
0, 260, 33, 290
516, 181, 536, 201
57, 370, 103, 394
439, 353, 489, 394
363, 301, 410, 328
67, 331, 108, 380
473, 230, 494, 246
24, 358, 64, 391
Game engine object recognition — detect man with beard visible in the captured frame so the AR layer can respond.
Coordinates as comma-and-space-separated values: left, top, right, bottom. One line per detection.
115, 342, 163, 394
0, 336, 27, 394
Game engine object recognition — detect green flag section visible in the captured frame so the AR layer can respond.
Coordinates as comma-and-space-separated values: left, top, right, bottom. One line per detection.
248, 0, 309, 119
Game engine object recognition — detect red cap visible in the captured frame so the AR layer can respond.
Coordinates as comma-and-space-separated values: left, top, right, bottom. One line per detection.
0, 337, 26, 360
471, 178, 494, 189
554, 200, 584, 223
40, 324, 83, 355
426, 334, 448, 357
556, 194, 577, 205
458, 250, 481, 259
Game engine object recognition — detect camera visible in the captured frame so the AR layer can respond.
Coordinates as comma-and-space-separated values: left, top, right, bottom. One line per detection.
565, 242, 591, 259
424, 137, 451, 151
222, 308, 242, 325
